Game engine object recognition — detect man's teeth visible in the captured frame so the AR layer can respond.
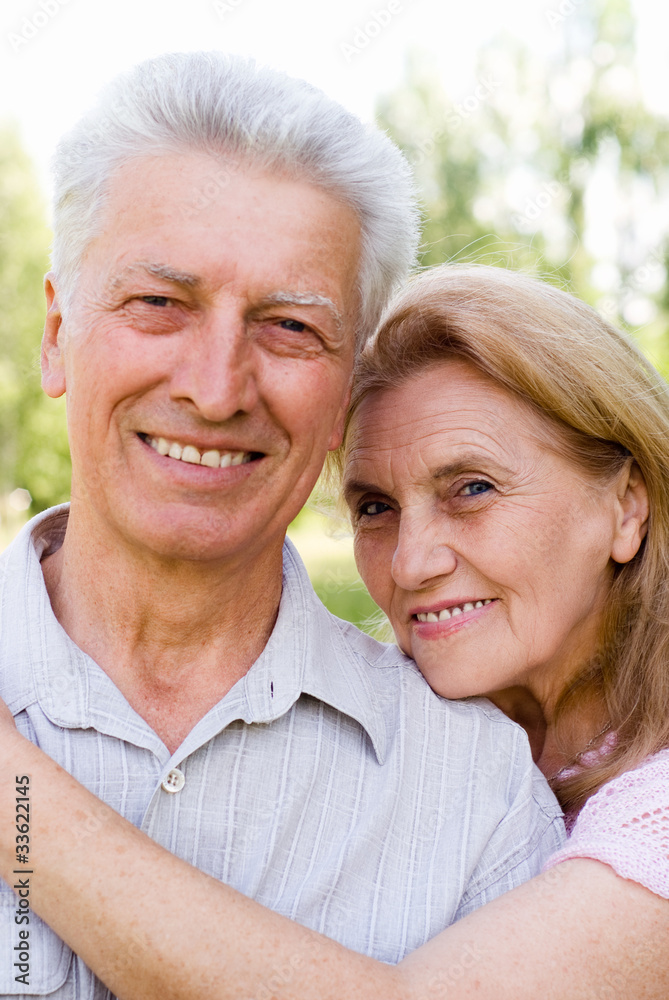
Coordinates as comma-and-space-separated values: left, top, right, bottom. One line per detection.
149, 437, 252, 468
416, 600, 492, 623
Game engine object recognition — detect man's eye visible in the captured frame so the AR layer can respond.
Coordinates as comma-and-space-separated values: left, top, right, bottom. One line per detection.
139, 295, 170, 307
460, 480, 494, 497
278, 319, 308, 333
359, 501, 392, 517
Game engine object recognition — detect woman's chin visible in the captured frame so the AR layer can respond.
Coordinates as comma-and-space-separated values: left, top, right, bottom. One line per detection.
413, 663, 490, 702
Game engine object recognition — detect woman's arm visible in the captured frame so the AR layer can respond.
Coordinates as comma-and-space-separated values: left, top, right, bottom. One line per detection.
1, 721, 668, 1000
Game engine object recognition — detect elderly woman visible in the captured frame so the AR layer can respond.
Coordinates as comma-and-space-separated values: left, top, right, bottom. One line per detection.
0, 265, 668, 998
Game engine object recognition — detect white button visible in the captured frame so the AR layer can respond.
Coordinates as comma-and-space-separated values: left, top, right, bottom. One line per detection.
161, 768, 185, 793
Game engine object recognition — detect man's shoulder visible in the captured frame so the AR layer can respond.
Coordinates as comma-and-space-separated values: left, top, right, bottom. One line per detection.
0, 506, 70, 709
321, 605, 562, 835
0, 505, 66, 619
0, 505, 68, 571
322, 603, 529, 742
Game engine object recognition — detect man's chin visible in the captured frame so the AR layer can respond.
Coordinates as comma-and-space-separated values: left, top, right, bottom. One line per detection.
92, 501, 279, 569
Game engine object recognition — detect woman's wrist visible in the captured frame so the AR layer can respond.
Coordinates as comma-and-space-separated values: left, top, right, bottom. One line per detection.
0, 719, 29, 767
0, 726, 39, 881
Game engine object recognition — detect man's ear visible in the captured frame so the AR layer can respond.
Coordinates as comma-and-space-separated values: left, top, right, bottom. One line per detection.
41, 273, 67, 398
611, 460, 649, 564
326, 378, 353, 452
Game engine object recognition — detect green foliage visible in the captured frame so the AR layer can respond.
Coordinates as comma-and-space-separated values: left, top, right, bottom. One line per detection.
0, 122, 70, 515
333, 0, 669, 631
377, 0, 669, 366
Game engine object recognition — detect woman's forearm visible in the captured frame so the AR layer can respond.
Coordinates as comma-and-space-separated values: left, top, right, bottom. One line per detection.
1, 726, 668, 1000
0, 727, 401, 1000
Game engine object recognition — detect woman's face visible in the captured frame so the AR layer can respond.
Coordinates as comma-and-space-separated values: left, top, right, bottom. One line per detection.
344, 360, 643, 702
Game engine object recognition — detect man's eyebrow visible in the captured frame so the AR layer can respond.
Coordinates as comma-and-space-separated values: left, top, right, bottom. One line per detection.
109, 262, 200, 290
260, 291, 343, 330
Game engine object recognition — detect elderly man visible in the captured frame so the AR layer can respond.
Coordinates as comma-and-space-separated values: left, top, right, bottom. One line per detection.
0, 52, 563, 997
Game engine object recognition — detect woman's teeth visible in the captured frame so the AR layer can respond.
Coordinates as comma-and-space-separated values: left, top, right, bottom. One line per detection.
147, 436, 253, 468
416, 600, 492, 623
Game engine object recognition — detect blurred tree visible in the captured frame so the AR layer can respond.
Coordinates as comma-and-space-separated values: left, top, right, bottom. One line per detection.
309, 0, 669, 632
0, 123, 70, 517
376, 0, 669, 365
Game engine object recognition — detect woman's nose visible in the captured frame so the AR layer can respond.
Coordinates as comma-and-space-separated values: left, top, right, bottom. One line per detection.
390, 509, 458, 592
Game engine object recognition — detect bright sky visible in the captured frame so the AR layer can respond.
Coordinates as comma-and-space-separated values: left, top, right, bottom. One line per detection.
1, 0, 667, 204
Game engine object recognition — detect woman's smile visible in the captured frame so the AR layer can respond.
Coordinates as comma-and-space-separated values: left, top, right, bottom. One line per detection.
411, 597, 496, 634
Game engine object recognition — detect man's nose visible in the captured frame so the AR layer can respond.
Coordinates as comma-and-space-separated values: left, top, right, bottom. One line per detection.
169, 312, 259, 421
391, 507, 458, 592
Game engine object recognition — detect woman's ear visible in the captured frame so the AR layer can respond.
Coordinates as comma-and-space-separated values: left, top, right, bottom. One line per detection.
41, 273, 67, 399
611, 460, 649, 564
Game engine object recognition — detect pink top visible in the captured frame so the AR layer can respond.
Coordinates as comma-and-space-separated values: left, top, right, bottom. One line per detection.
543, 748, 669, 898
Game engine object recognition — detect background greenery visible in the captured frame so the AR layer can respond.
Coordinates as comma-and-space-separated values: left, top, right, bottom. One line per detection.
1, 0, 667, 630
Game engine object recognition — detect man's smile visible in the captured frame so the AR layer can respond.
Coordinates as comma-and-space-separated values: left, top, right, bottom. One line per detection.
138, 432, 262, 468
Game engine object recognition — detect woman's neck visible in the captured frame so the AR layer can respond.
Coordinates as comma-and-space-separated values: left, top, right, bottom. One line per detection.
486, 684, 610, 783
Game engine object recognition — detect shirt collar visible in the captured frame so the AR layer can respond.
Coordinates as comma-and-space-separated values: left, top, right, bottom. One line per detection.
2, 506, 401, 764
238, 537, 399, 763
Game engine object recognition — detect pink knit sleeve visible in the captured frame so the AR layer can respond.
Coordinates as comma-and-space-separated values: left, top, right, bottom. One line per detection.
543, 749, 669, 898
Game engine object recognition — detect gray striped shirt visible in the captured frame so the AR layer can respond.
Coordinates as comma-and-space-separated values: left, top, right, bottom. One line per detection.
0, 506, 564, 998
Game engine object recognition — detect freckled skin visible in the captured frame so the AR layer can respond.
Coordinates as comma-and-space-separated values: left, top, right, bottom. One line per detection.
345, 360, 630, 706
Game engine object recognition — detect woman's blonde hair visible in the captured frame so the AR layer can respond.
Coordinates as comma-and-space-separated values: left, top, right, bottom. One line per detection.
338, 263, 669, 812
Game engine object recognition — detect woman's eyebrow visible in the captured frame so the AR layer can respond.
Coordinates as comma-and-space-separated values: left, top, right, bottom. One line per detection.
342, 478, 382, 503
344, 455, 514, 500
431, 453, 514, 481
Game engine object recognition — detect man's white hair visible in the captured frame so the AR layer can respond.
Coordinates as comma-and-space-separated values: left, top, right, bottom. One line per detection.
51, 51, 420, 349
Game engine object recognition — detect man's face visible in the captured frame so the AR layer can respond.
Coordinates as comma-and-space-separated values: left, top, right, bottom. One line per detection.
43, 153, 361, 565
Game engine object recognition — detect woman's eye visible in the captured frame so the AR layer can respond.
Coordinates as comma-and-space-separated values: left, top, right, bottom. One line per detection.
359, 501, 392, 517
460, 480, 494, 497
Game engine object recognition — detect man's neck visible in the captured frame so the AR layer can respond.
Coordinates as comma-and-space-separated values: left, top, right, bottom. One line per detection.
40, 509, 284, 754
